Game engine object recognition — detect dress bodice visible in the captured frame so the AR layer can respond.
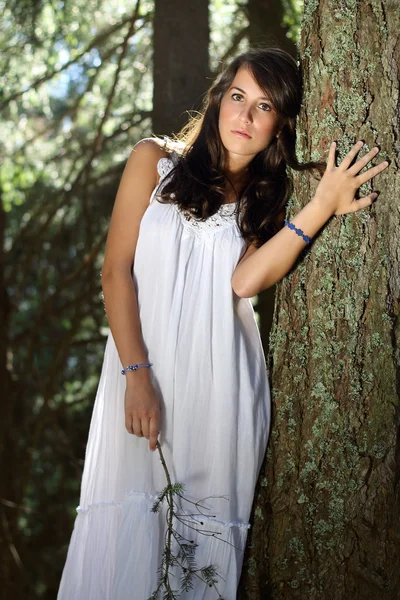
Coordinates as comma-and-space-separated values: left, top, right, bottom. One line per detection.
151, 155, 242, 239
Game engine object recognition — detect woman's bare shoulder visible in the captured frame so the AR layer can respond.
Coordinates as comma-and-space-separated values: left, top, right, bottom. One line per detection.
132, 137, 170, 160
133, 136, 186, 154
125, 138, 170, 188
131, 137, 185, 179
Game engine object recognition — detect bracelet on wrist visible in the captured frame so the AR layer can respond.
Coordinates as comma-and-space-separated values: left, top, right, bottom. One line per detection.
121, 362, 153, 375
284, 220, 311, 244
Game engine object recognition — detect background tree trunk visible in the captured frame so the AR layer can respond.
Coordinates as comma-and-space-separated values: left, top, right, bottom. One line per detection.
240, 1, 400, 598
0, 200, 20, 596
245, 0, 297, 57
153, 0, 210, 136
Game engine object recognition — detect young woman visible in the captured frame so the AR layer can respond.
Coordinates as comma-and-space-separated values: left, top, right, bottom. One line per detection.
57, 47, 388, 599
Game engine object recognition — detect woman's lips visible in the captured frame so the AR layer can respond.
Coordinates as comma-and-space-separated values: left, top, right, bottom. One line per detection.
231, 130, 252, 139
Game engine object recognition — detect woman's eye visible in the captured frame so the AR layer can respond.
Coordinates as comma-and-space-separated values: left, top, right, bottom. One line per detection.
259, 103, 271, 111
231, 93, 243, 101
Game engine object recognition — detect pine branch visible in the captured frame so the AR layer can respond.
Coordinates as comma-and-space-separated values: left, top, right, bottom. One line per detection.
147, 441, 226, 600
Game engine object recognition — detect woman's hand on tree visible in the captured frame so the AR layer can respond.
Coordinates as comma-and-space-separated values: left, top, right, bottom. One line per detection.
124, 375, 160, 451
314, 140, 389, 216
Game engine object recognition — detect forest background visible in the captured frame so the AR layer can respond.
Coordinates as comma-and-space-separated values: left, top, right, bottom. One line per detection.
1, 0, 399, 599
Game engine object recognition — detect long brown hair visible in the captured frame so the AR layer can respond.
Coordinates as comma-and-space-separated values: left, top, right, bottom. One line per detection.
157, 47, 324, 248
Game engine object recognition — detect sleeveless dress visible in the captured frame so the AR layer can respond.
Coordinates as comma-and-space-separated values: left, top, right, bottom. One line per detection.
57, 152, 271, 600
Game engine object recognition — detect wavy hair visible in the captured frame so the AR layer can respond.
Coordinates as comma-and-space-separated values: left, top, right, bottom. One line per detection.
157, 47, 324, 248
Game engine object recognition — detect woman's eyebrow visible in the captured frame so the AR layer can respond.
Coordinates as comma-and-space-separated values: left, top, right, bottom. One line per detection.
230, 85, 271, 102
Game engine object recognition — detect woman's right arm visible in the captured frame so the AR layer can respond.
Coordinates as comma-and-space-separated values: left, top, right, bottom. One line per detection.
101, 138, 168, 451
232, 142, 388, 297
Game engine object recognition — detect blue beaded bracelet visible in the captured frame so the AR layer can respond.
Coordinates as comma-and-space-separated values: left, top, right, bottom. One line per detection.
121, 362, 153, 375
284, 220, 311, 244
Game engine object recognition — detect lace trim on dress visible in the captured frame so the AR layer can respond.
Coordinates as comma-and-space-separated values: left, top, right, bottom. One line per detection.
171, 203, 238, 235
157, 155, 178, 178
155, 155, 241, 235
76, 490, 159, 513
76, 489, 250, 529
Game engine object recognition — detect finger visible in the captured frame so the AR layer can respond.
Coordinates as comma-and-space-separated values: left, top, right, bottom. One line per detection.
141, 417, 150, 439
132, 417, 143, 437
149, 417, 159, 452
335, 192, 378, 215
338, 140, 364, 171
348, 146, 380, 176
355, 160, 389, 186
125, 416, 134, 434
326, 141, 337, 170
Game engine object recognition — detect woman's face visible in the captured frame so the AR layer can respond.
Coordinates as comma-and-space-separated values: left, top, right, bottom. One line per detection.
218, 65, 282, 172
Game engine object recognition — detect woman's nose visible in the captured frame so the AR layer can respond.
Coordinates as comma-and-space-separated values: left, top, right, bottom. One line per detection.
238, 107, 252, 124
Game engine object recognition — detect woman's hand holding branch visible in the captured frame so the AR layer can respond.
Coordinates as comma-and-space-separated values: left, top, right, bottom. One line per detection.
124, 371, 161, 452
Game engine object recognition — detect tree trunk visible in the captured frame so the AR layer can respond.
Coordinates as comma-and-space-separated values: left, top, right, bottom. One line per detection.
0, 200, 18, 596
153, 0, 210, 136
245, 0, 297, 57
240, 1, 400, 598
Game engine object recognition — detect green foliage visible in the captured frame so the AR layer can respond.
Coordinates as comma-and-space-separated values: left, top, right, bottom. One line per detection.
282, 0, 303, 43
210, 0, 249, 71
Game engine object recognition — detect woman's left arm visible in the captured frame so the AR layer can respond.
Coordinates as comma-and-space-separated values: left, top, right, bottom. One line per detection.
232, 141, 389, 298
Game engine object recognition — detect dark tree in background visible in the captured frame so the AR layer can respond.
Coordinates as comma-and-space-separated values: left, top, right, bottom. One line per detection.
246, 0, 297, 56
153, 0, 210, 136
240, 1, 400, 599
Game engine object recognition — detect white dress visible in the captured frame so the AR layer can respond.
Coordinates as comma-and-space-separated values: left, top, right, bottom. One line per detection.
57, 153, 271, 600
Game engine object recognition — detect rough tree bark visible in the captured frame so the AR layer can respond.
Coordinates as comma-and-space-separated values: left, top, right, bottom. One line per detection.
240, 1, 399, 599
153, 0, 210, 136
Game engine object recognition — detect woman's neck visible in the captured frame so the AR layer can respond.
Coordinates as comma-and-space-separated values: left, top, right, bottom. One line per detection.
224, 169, 248, 193
222, 171, 249, 204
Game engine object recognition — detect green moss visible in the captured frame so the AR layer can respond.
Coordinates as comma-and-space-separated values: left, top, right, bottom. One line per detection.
254, 506, 264, 521
348, 479, 358, 492
314, 519, 333, 536
269, 324, 288, 355
285, 457, 297, 475
381, 313, 393, 324
247, 556, 257, 577
277, 557, 288, 571
288, 536, 306, 559
310, 381, 330, 401
299, 459, 319, 483
302, 0, 319, 24
297, 493, 308, 504
371, 443, 387, 460
328, 496, 345, 526
370, 0, 388, 38
362, 371, 374, 385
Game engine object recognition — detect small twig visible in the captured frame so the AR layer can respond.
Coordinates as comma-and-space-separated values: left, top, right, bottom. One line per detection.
147, 441, 226, 599
175, 491, 230, 515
